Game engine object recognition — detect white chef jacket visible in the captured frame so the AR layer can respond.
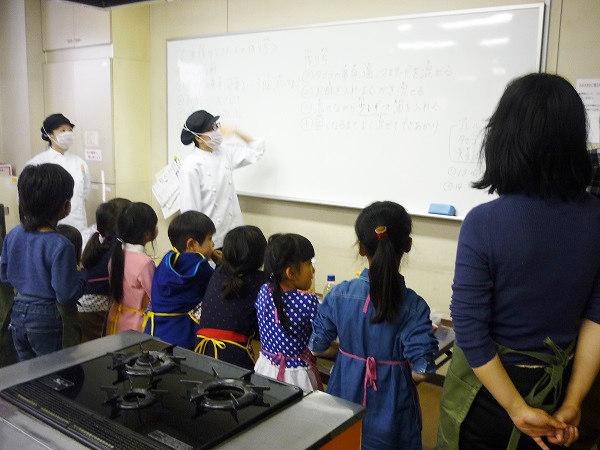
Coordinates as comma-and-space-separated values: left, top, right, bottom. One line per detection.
179, 134, 265, 248
25, 148, 91, 231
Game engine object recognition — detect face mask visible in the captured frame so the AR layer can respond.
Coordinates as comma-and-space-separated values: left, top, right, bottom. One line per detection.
52, 131, 75, 150
200, 130, 223, 149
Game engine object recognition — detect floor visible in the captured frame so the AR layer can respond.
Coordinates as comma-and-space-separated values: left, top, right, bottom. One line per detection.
418, 382, 442, 450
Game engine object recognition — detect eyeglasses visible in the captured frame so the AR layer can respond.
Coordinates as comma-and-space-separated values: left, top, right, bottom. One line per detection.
212, 122, 221, 131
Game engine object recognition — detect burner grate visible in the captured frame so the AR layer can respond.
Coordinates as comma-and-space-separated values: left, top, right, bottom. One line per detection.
1, 382, 171, 450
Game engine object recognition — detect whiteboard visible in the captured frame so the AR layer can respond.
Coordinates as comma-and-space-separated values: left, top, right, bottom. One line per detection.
167, 4, 545, 218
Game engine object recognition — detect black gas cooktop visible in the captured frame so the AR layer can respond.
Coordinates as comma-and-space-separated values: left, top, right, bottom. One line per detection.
0, 338, 303, 450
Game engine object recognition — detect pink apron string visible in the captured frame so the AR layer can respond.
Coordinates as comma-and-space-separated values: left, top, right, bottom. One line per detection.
363, 294, 370, 313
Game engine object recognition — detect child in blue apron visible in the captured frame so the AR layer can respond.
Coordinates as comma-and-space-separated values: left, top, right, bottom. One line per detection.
309, 201, 438, 450
144, 211, 220, 350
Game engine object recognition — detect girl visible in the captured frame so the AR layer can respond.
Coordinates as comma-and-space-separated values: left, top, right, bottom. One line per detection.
106, 202, 158, 334
79, 198, 131, 342
437, 73, 600, 450
309, 201, 438, 450
25, 114, 90, 230
254, 233, 322, 392
197, 225, 268, 369
1, 163, 86, 361
145, 211, 219, 350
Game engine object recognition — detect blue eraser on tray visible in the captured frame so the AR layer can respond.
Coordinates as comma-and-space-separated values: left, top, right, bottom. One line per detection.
428, 203, 456, 216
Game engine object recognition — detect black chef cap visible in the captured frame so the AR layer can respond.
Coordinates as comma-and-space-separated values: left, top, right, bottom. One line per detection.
180, 110, 220, 145
41, 114, 75, 142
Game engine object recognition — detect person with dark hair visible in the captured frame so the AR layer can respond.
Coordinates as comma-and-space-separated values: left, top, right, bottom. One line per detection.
144, 211, 220, 350
309, 201, 437, 449
106, 202, 158, 335
437, 73, 600, 449
78, 198, 131, 342
56, 224, 84, 348
179, 110, 265, 249
196, 226, 268, 369
254, 233, 322, 392
0, 163, 86, 361
25, 113, 90, 230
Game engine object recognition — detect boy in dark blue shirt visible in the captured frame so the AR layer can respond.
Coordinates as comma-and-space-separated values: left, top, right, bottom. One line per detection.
0, 163, 86, 361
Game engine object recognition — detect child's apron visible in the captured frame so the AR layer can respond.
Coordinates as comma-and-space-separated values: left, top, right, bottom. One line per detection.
437, 337, 574, 450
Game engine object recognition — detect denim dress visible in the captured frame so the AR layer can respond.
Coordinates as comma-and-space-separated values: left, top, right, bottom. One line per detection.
309, 269, 438, 450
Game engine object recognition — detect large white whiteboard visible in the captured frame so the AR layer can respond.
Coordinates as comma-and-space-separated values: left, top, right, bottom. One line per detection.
167, 4, 545, 218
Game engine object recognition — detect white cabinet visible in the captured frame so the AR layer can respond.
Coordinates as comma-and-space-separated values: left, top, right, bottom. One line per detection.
41, 0, 111, 51
43, 59, 114, 184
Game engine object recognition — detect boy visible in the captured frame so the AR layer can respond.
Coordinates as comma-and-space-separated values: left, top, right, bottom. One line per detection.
144, 211, 221, 350
0, 163, 86, 361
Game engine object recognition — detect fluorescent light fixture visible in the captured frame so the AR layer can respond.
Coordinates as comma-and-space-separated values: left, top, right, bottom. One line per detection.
441, 13, 513, 30
397, 41, 456, 50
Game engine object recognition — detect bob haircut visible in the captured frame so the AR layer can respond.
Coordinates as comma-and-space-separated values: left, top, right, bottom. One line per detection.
168, 211, 216, 253
18, 163, 74, 231
473, 73, 591, 200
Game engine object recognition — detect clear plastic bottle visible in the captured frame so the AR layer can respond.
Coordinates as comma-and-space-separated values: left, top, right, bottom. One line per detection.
322, 274, 336, 298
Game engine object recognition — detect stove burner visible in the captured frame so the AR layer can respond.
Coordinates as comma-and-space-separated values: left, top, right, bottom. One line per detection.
124, 350, 176, 376
118, 388, 157, 410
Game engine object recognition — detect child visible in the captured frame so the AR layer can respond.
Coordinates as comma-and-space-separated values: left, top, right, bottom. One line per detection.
197, 225, 268, 369
144, 211, 220, 350
309, 201, 438, 450
56, 224, 83, 348
79, 198, 131, 342
254, 233, 322, 392
0, 163, 86, 361
106, 202, 158, 334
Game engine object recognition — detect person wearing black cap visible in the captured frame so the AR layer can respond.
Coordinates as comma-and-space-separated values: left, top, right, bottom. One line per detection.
179, 110, 265, 249
24, 113, 91, 230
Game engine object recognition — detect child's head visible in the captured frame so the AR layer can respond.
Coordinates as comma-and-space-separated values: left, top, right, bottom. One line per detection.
474, 72, 591, 200
117, 202, 158, 245
168, 211, 216, 258
57, 224, 82, 265
18, 163, 74, 231
221, 225, 267, 298
355, 201, 412, 324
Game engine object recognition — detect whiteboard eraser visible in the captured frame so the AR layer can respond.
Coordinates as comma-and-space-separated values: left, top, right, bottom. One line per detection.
428, 203, 456, 216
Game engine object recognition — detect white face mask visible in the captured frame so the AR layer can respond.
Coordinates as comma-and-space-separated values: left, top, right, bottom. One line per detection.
52, 131, 75, 150
200, 130, 223, 149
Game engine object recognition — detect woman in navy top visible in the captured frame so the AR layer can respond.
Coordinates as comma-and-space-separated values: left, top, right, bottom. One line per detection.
437, 73, 600, 450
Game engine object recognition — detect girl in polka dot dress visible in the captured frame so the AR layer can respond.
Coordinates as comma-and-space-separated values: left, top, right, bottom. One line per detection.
254, 233, 322, 392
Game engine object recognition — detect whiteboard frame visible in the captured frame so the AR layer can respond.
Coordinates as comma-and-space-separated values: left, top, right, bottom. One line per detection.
166, 2, 550, 220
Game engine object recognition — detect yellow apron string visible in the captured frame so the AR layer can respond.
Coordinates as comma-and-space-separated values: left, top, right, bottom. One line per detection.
109, 303, 145, 335
170, 247, 205, 266
188, 311, 200, 325
195, 334, 255, 362
143, 311, 189, 335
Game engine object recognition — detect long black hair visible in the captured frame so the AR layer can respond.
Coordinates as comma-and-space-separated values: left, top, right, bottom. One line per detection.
221, 226, 267, 298
264, 233, 314, 333
355, 201, 412, 324
18, 163, 74, 231
57, 224, 82, 264
81, 198, 131, 269
109, 202, 157, 302
473, 73, 591, 200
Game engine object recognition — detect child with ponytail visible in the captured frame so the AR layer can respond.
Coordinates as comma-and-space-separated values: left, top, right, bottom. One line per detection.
196, 226, 268, 369
106, 202, 158, 334
254, 233, 322, 392
309, 201, 438, 450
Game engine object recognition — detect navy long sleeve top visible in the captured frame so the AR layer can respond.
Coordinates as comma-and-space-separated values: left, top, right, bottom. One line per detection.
0, 225, 86, 305
451, 194, 600, 367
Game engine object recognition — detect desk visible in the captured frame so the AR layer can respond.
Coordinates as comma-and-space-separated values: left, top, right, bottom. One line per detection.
317, 325, 455, 386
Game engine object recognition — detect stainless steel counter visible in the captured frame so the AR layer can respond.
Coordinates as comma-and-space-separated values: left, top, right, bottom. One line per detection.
0, 331, 364, 449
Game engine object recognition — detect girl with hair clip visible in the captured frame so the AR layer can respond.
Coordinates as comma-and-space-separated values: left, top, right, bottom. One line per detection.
309, 201, 438, 450
254, 233, 322, 393
106, 202, 158, 335
79, 198, 131, 342
196, 226, 268, 369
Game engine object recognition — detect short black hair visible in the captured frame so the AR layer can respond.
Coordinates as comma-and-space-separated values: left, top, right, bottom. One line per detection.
168, 211, 216, 252
57, 224, 82, 263
473, 73, 591, 200
18, 163, 74, 231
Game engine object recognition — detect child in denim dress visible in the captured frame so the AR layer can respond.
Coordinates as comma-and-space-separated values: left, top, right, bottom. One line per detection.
0, 163, 86, 361
309, 201, 438, 450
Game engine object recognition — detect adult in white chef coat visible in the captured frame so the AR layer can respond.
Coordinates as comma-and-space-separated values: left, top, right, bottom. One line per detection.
179, 110, 265, 249
25, 114, 91, 230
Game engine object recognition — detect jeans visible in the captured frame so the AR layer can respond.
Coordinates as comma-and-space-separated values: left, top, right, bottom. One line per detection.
10, 301, 63, 361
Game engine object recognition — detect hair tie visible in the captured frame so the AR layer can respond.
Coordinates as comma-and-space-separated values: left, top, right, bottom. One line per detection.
375, 225, 388, 240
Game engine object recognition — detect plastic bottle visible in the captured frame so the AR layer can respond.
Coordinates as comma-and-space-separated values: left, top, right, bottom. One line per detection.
322, 274, 336, 298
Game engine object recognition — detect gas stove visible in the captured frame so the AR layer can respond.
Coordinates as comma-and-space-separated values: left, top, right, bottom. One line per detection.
0, 337, 303, 450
